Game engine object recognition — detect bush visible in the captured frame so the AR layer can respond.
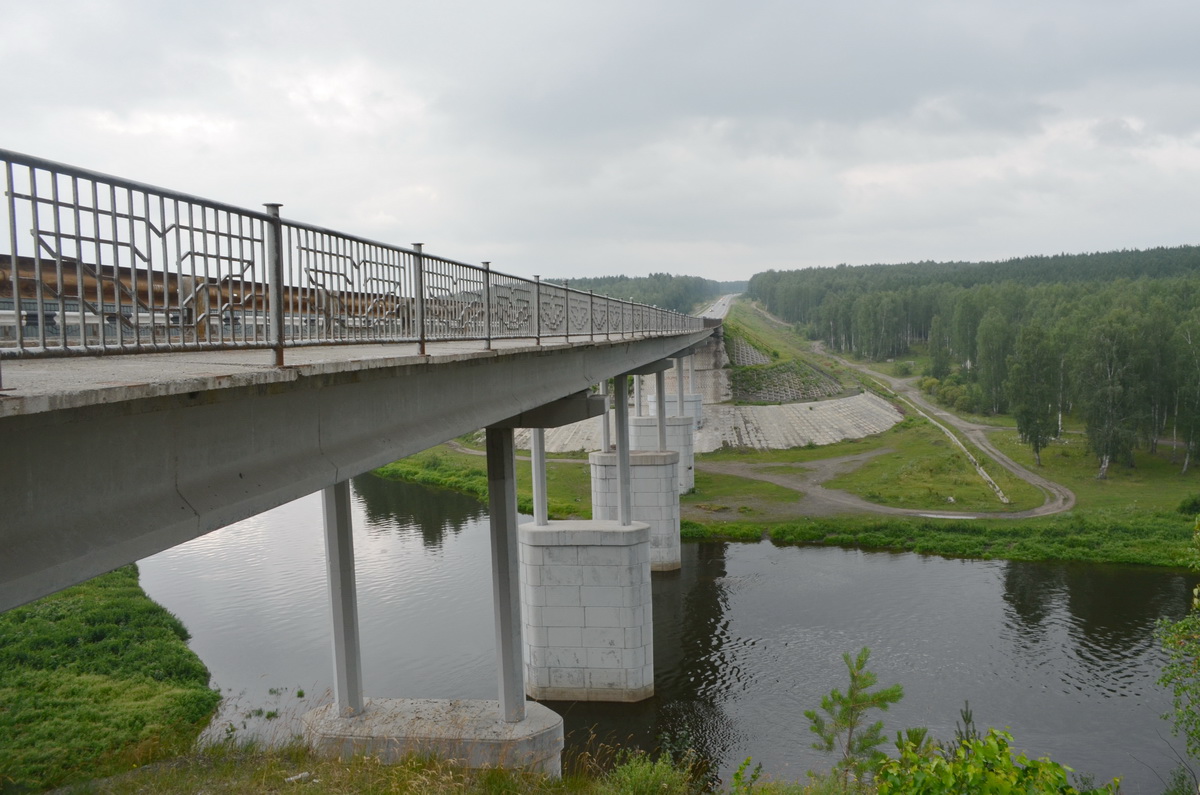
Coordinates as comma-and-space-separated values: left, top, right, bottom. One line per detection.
1179, 494, 1200, 516
601, 751, 695, 794
877, 728, 1119, 794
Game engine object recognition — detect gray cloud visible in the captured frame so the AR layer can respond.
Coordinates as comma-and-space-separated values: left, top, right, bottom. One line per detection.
3, 0, 1199, 279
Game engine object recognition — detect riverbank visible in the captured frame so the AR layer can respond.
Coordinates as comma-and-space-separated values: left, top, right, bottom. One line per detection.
0, 565, 221, 791
375, 424, 1194, 567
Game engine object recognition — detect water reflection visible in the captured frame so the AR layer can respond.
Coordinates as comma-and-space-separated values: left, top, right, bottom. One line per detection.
1001, 560, 1067, 638
1001, 560, 1193, 697
351, 474, 484, 547
549, 543, 738, 771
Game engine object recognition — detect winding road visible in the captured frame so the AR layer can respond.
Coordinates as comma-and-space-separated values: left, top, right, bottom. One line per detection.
788, 342, 1076, 519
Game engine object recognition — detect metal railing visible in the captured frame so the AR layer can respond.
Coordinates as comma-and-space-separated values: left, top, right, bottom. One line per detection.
0, 148, 702, 366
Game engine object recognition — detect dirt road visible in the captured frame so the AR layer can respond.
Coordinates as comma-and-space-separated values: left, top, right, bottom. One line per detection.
813, 344, 1075, 519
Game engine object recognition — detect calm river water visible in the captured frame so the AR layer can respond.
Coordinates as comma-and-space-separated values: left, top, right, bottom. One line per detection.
140, 475, 1193, 793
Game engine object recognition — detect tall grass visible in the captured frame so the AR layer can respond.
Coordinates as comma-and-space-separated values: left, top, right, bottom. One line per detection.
0, 566, 221, 791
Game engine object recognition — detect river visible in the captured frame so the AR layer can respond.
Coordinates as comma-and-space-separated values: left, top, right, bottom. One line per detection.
139, 475, 1193, 793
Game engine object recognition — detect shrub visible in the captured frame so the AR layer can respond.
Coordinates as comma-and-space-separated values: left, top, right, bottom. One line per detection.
1179, 494, 1200, 516
601, 751, 695, 794
804, 648, 903, 787
876, 728, 1120, 794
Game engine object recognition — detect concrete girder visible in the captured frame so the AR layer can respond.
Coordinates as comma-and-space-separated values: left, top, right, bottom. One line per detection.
0, 331, 710, 611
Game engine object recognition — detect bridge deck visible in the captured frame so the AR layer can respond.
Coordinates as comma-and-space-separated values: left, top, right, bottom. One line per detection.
1, 329, 710, 611
0, 335, 625, 418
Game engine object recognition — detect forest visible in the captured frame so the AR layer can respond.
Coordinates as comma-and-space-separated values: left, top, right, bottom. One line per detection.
747, 246, 1200, 478
556, 272, 746, 313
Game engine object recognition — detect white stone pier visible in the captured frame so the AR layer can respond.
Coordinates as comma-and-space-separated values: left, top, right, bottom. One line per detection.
629, 415, 695, 493
520, 519, 654, 701
649, 393, 704, 429
590, 450, 681, 571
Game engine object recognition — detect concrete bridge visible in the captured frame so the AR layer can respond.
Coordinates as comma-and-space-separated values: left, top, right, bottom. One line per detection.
0, 148, 714, 773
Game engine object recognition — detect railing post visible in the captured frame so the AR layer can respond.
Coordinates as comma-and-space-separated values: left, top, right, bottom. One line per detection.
413, 243, 425, 355
589, 290, 595, 341
533, 274, 541, 345
265, 203, 285, 367
563, 280, 570, 343
482, 261, 492, 350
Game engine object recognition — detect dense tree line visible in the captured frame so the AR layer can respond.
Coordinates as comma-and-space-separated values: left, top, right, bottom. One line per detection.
554, 273, 745, 314
747, 247, 1200, 476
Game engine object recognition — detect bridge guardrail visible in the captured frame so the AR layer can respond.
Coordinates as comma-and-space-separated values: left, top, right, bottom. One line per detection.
0, 148, 702, 365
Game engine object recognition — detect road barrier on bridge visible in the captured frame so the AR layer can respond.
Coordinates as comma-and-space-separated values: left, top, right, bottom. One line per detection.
0, 149, 702, 365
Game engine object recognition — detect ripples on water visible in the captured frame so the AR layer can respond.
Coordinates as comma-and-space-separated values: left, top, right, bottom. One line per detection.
139, 477, 1192, 794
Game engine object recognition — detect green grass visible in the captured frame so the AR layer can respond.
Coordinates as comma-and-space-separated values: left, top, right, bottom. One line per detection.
64, 741, 723, 794
725, 301, 859, 391
990, 430, 1200, 512
683, 513, 1187, 567
814, 418, 1042, 512
683, 470, 798, 505
375, 445, 593, 519
0, 566, 221, 791
787, 513, 1191, 566
64, 738, 851, 794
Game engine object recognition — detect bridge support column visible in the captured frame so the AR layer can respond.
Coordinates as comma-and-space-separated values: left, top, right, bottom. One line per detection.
486, 426, 527, 722
614, 374, 633, 525
512, 385, 655, 700
655, 370, 667, 452
531, 428, 548, 526
674, 357, 686, 418
323, 479, 364, 715
598, 380, 612, 451
686, 353, 704, 427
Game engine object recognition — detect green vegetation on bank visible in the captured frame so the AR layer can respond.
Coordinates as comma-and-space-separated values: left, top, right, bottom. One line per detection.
820, 419, 1042, 512
374, 445, 591, 519
64, 741, 711, 794
724, 301, 858, 393
990, 430, 1200, 513
765, 513, 1187, 566
687, 428, 1193, 565
0, 565, 221, 791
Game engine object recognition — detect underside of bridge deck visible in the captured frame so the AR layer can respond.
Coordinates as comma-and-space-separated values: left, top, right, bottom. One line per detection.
0, 331, 709, 612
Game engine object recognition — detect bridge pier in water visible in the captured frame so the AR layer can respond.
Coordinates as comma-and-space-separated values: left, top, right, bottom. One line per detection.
601, 361, 686, 569
520, 375, 657, 701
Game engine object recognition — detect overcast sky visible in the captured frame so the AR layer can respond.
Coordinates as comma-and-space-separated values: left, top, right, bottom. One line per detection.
4, 1, 1199, 281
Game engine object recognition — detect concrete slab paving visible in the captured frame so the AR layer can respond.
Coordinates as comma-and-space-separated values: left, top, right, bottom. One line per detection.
519, 391, 902, 454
